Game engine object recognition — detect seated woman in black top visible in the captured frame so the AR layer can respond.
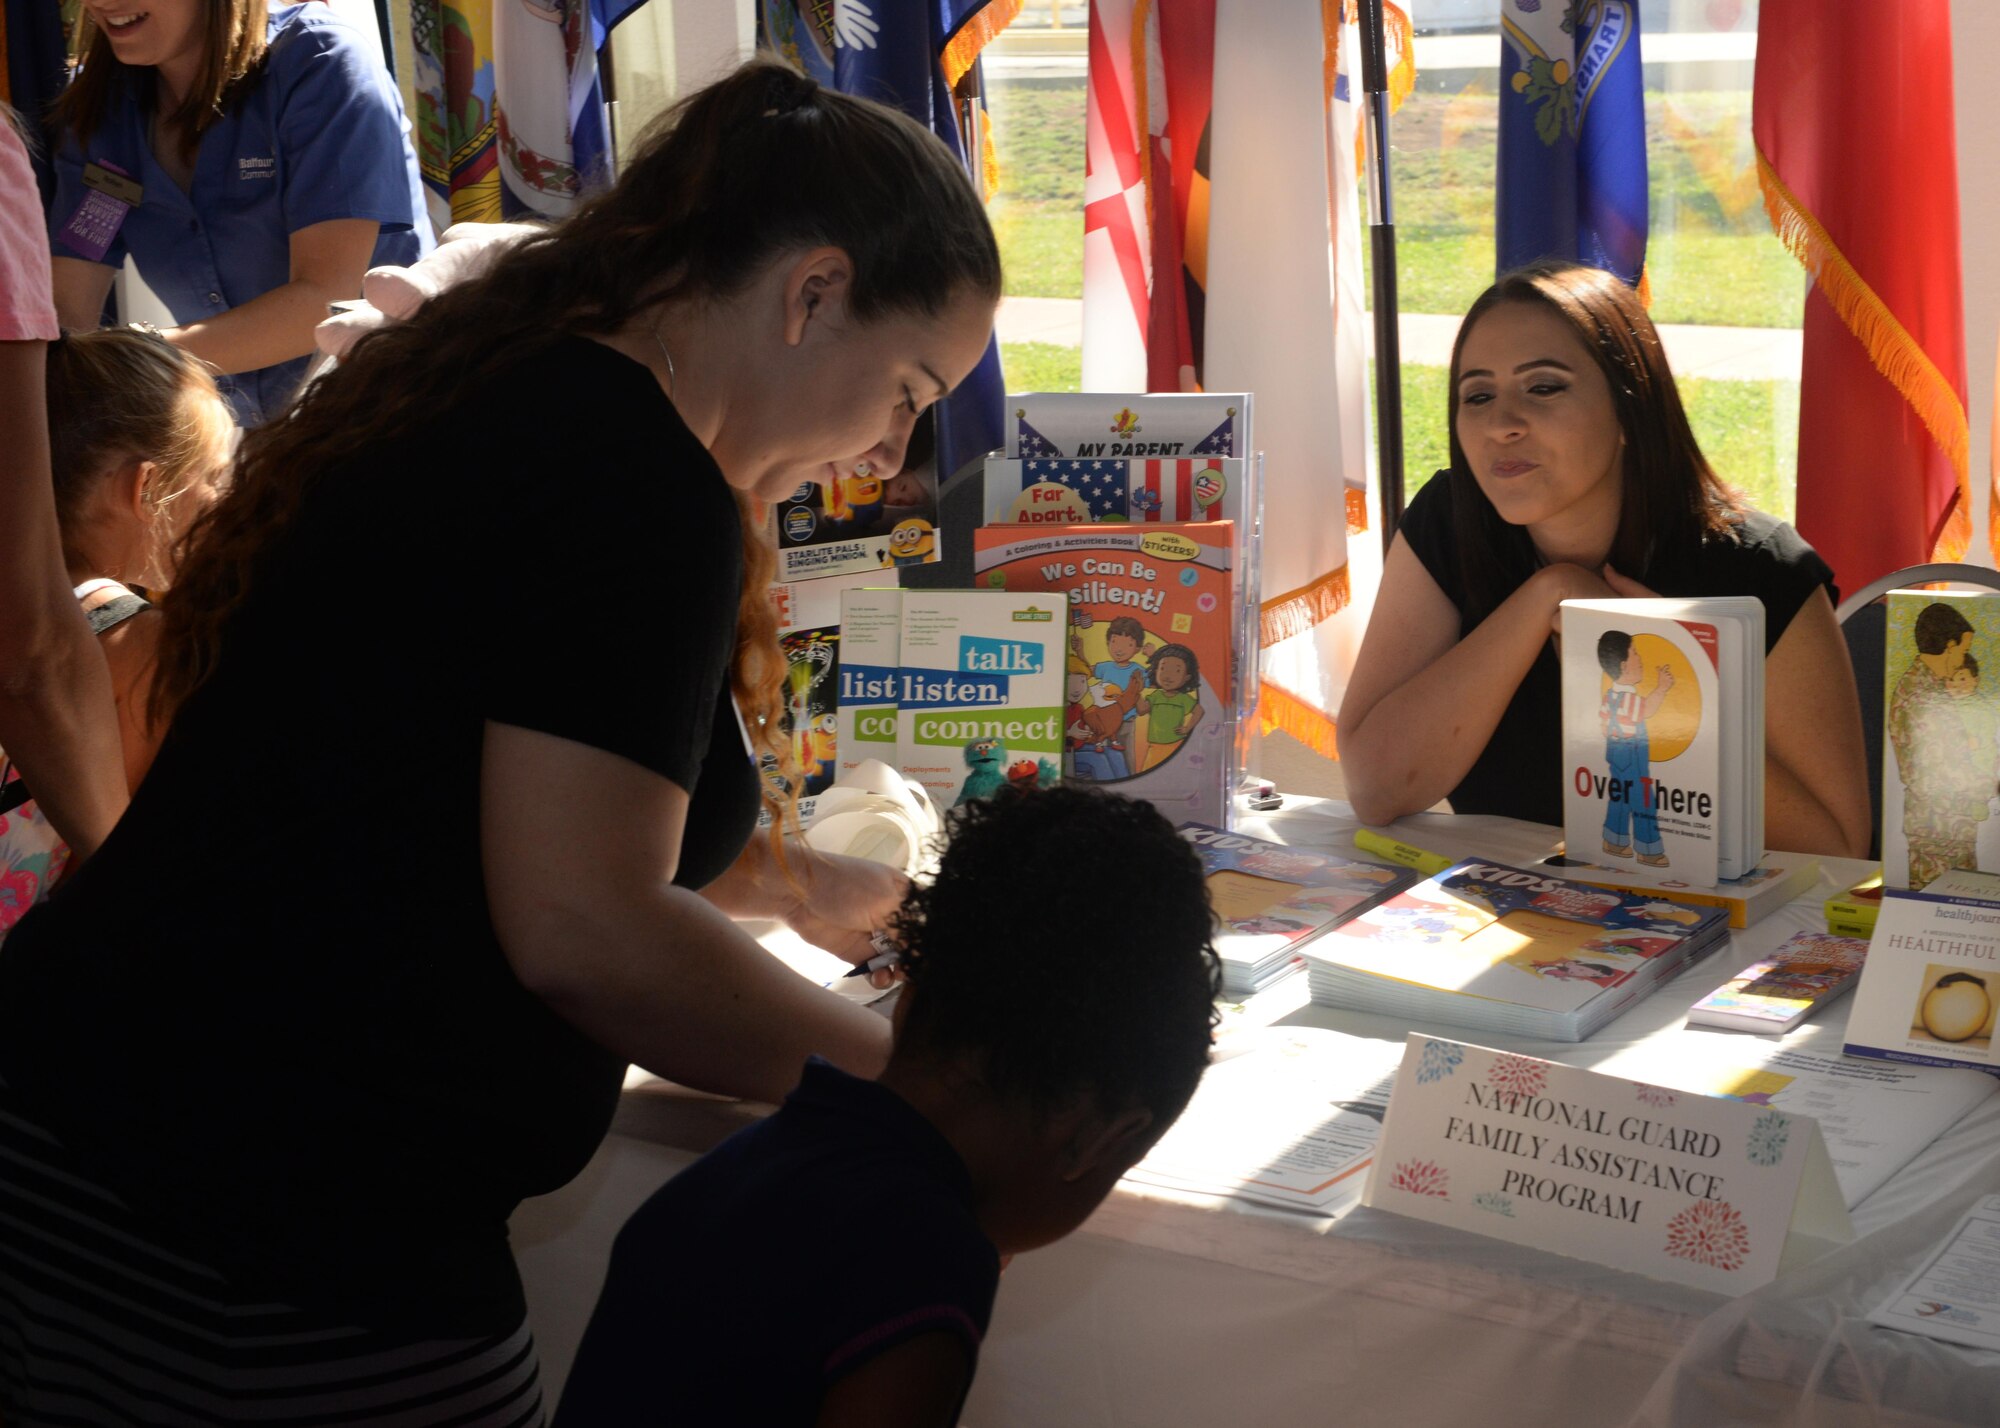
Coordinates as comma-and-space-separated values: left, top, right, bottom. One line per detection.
1338, 263, 1870, 858
0, 62, 998, 1423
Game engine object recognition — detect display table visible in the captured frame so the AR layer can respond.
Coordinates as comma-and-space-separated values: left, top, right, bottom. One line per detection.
509, 801, 2000, 1425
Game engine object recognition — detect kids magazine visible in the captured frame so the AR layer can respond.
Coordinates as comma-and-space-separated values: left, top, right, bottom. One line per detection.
973, 522, 1235, 827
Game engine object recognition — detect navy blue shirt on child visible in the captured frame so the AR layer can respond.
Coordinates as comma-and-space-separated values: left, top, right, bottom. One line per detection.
556, 1058, 1002, 1426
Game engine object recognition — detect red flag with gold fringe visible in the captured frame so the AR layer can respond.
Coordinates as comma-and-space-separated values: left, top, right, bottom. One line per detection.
1754, 0, 1969, 590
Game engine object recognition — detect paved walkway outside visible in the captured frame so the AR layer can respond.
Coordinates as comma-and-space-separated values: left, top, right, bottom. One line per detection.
997, 297, 1803, 383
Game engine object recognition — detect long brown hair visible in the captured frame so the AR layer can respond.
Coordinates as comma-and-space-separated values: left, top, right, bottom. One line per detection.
1444, 262, 1740, 627
58, 0, 268, 162
151, 59, 1001, 835
45, 329, 233, 575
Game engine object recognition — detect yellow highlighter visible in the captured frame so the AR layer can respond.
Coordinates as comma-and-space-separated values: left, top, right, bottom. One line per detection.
1354, 829, 1454, 878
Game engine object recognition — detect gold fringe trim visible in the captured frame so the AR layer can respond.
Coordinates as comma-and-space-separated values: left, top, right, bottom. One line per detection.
982, 124, 999, 203
1755, 147, 1971, 536
1384, 2, 1416, 111
1637, 264, 1652, 310
1257, 677, 1340, 760
1260, 564, 1351, 648
1345, 485, 1368, 535
1132, 0, 1155, 244
1329, 1, 1418, 178
941, 0, 1023, 91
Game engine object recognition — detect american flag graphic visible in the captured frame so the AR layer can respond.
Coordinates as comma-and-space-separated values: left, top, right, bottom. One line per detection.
1023, 460, 1130, 520
1191, 413, 1236, 456
1131, 459, 1225, 522
1015, 415, 1059, 459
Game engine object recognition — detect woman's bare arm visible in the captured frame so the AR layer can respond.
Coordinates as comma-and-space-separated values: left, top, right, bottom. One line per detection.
1337, 536, 1610, 825
481, 722, 891, 1103
0, 340, 127, 855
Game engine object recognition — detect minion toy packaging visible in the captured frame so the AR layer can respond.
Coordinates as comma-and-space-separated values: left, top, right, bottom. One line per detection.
773, 424, 944, 581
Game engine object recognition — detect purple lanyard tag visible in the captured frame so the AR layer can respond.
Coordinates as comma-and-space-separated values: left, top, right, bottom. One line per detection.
59, 160, 143, 264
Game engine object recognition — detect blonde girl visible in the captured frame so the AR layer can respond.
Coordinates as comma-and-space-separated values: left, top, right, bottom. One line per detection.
0, 329, 231, 936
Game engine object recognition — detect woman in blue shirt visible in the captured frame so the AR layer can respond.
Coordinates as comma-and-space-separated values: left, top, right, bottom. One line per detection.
50, 0, 429, 426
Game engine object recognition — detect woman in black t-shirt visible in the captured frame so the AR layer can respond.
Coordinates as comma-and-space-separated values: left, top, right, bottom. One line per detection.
1338, 263, 1869, 857
0, 62, 998, 1423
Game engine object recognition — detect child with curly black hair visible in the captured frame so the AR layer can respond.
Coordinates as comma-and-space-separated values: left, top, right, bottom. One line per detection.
556, 785, 1220, 1427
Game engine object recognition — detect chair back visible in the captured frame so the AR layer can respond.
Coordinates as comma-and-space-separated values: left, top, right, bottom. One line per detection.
1836, 563, 2000, 861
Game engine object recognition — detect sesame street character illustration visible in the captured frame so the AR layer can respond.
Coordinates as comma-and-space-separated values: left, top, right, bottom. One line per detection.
956, 738, 1055, 806
956, 738, 1008, 805
885, 517, 936, 567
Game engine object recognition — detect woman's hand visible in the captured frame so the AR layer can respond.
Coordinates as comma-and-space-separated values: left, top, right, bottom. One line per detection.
784, 853, 911, 985
1600, 564, 1660, 599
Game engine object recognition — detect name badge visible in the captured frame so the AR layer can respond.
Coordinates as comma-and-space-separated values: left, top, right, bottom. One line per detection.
60, 161, 143, 263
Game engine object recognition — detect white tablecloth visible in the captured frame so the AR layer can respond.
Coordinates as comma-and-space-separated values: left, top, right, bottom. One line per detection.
510, 801, 2000, 1426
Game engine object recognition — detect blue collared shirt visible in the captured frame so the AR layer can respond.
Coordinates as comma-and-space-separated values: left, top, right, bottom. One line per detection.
49, 5, 431, 426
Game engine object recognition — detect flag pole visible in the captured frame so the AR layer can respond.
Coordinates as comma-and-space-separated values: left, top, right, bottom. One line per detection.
1357, 0, 1404, 552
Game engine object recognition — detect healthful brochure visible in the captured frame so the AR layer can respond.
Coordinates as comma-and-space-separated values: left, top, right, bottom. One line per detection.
1559, 597, 1766, 887
1178, 823, 1416, 996
891, 589, 1068, 811
1880, 590, 2000, 890
1686, 931, 1869, 1034
1301, 859, 1731, 1041
973, 522, 1236, 827
1845, 870, 2000, 1077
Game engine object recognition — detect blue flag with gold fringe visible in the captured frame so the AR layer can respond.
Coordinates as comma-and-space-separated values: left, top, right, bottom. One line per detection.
1496, 0, 1648, 286
758, 0, 1015, 485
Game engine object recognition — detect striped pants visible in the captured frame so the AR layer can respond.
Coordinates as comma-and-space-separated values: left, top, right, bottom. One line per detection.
0, 1074, 545, 1425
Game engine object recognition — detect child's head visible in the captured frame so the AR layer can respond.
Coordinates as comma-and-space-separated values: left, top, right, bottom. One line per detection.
1065, 659, 1090, 705
46, 329, 233, 590
1950, 655, 1981, 699
1105, 615, 1146, 663
1149, 642, 1199, 694
1597, 630, 1636, 682
887, 785, 1219, 1252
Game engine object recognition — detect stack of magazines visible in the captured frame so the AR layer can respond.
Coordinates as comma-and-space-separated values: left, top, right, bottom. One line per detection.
1300, 858, 1731, 1041
1178, 824, 1414, 995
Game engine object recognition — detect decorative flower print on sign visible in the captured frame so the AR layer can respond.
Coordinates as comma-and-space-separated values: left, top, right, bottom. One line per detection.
1473, 1191, 1516, 1218
1488, 1053, 1548, 1099
1416, 1041, 1463, 1084
1634, 1084, 1679, 1109
1747, 1110, 1791, 1167
1390, 1159, 1449, 1199
1663, 1199, 1750, 1272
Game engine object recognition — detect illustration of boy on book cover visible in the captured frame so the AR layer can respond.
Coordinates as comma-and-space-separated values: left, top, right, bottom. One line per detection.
1884, 596, 2000, 888
1596, 630, 1676, 867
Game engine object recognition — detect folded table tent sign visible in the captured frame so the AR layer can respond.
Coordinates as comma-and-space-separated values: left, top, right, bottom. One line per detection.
1363, 1035, 1853, 1294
